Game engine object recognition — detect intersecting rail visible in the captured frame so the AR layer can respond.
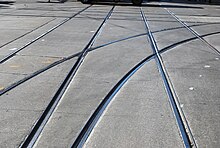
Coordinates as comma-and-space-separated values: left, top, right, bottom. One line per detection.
140, 7, 193, 148
0, 5, 91, 64
19, 6, 115, 148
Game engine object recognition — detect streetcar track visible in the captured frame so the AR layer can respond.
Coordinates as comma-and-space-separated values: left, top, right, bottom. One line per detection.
69, 26, 220, 147
71, 7, 216, 148
1, 29, 219, 96
0, 52, 80, 96
0, 33, 146, 95
160, 31, 220, 56
0, 5, 91, 64
16, 7, 87, 12
2, 20, 217, 95
0, 13, 71, 18
164, 8, 220, 56
77, 14, 112, 21
0, 3, 218, 148
0, 2, 218, 148
153, 22, 220, 34
72, 48, 155, 148
140, 8, 193, 148
16, 54, 65, 59
150, 20, 220, 24
19, 6, 115, 147
145, 13, 220, 17
0, 18, 56, 49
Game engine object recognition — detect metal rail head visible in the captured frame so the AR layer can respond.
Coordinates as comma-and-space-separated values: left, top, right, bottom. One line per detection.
71, 54, 154, 148
19, 6, 114, 148
164, 8, 220, 56
0, 5, 91, 64
140, 7, 193, 148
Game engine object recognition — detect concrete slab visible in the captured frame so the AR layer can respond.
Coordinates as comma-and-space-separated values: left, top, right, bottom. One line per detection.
0, 0, 219, 147
0, 16, 55, 48
140, 3, 220, 147
204, 34, 220, 53
0, 29, 30, 48
0, 55, 61, 75
84, 60, 184, 148
36, 112, 89, 148
18, 16, 111, 57
0, 16, 52, 30
142, 8, 195, 51
0, 57, 77, 110
34, 6, 153, 146
0, 109, 42, 147
0, 58, 77, 147
0, 73, 26, 91
0, 18, 65, 55
161, 28, 220, 148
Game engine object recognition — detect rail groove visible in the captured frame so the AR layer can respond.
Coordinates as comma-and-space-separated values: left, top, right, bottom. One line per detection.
2, 25, 219, 97
0, 18, 56, 49
19, 6, 115, 148
164, 8, 220, 56
0, 5, 91, 64
72, 53, 155, 148
140, 8, 193, 148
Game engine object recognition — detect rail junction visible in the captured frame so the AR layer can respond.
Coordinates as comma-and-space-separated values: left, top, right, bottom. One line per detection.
0, 0, 219, 147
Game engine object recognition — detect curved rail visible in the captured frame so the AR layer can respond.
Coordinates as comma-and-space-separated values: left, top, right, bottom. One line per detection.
2, 26, 219, 97
72, 53, 154, 148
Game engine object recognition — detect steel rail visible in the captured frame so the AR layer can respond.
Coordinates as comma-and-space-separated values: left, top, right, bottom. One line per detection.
3, 8, 217, 147
153, 22, 220, 34
0, 5, 91, 64
2, 27, 219, 97
72, 54, 155, 148
0, 52, 81, 96
72, 29, 220, 148
0, 13, 69, 18
164, 8, 220, 56
0, 18, 56, 49
19, 6, 115, 148
140, 8, 193, 148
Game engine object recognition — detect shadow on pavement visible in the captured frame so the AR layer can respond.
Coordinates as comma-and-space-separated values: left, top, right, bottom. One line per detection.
86, 0, 219, 6
88, 0, 204, 9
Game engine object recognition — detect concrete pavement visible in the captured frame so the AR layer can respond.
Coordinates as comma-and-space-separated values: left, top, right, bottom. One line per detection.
0, 0, 219, 147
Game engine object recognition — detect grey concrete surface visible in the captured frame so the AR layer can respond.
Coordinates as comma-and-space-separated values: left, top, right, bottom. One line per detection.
148, 2, 220, 147
0, 16, 52, 46
0, 110, 42, 147
0, 18, 65, 55
0, 58, 77, 147
84, 60, 184, 148
162, 40, 220, 147
0, 0, 219, 147
35, 6, 154, 147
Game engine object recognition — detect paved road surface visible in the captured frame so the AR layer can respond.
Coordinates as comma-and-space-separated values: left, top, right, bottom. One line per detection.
0, 0, 219, 147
